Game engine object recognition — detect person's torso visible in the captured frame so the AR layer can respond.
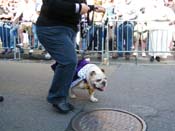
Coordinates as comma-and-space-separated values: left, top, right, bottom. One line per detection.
36, 0, 83, 32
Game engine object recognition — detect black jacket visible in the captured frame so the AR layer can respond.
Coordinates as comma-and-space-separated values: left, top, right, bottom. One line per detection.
36, 0, 83, 32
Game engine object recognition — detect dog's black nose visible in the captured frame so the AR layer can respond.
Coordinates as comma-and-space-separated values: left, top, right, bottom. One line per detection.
102, 81, 106, 86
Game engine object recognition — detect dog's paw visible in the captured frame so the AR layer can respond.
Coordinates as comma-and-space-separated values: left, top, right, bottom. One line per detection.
90, 96, 98, 102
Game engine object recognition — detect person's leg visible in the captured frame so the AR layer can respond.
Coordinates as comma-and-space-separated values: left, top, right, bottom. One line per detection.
18, 24, 24, 46
26, 25, 32, 48
97, 26, 104, 59
0, 25, 7, 54
116, 24, 124, 57
10, 26, 16, 50
4, 24, 13, 53
141, 32, 148, 57
124, 22, 134, 56
1, 24, 10, 54
108, 25, 113, 51
32, 24, 39, 49
37, 26, 77, 112
88, 25, 97, 50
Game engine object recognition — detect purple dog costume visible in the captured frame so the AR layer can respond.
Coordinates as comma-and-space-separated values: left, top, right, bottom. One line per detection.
51, 59, 90, 87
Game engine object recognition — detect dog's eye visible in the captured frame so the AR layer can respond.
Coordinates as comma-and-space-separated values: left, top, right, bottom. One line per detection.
96, 79, 102, 82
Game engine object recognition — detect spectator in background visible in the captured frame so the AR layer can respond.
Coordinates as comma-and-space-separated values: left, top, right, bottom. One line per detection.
103, 0, 117, 58
12, 0, 36, 49
31, 0, 42, 49
145, 0, 175, 62
164, 0, 175, 12
28, 0, 42, 55
9, 0, 20, 53
0, 0, 14, 54
114, 0, 137, 60
87, 0, 106, 59
133, 4, 148, 57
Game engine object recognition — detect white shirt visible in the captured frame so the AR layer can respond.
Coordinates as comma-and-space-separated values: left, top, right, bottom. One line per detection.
13, 0, 35, 22
114, 0, 137, 26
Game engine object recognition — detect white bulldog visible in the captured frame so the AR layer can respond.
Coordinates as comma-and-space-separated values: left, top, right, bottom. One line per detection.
69, 58, 107, 102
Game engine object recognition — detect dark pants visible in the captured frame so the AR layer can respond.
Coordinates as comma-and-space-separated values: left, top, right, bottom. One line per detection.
36, 26, 77, 103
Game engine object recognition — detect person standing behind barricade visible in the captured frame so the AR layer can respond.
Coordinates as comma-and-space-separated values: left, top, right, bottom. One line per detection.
145, 0, 175, 62
103, 0, 117, 58
9, 0, 20, 54
31, 0, 48, 56
114, 0, 137, 60
36, 0, 105, 114
130, 0, 151, 57
28, 0, 42, 54
0, 0, 14, 55
87, 0, 106, 59
12, 0, 36, 50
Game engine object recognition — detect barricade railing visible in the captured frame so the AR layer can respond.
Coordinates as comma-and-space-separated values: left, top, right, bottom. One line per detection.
0, 20, 43, 60
0, 19, 175, 65
77, 19, 175, 65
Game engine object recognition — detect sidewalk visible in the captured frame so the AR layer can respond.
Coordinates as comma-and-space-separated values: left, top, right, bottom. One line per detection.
0, 60, 175, 131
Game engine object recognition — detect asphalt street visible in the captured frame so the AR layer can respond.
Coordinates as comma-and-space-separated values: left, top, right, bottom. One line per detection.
0, 60, 175, 131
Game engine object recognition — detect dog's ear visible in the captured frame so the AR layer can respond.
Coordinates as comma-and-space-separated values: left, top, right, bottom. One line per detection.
90, 71, 96, 76
101, 68, 105, 73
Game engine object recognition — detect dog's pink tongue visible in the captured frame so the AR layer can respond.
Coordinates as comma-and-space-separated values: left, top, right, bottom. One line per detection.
100, 86, 106, 91
103, 86, 107, 91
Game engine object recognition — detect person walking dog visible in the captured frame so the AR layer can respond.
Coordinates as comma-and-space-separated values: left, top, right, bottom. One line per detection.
36, 0, 105, 114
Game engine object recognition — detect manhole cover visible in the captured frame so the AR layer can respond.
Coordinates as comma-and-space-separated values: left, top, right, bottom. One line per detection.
71, 108, 146, 131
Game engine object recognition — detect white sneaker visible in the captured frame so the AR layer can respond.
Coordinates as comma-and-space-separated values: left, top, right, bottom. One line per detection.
142, 52, 146, 57
45, 53, 51, 59
29, 49, 34, 53
17, 43, 23, 47
133, 51, 138, 56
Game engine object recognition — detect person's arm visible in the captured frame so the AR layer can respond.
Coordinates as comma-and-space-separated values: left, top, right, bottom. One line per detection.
46, 0, 86, 16
12, 1, 24, 24
46, 0, 105, 15
94, 5, 106, 13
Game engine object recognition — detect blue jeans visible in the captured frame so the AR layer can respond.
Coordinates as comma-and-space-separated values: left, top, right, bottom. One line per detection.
88, 25, 106, 51
36, 26, 77, 103
115, 22, 134, 56
0, 24, 11, 49
10, 25, 18, 49
32, 24, 39, 48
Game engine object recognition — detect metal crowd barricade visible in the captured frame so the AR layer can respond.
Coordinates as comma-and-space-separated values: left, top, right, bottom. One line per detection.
77, 19, 114, 65
76, 19, 175, 65
0, 20, 21, 60
1, 19, 175, 64
1, 20, 35, 60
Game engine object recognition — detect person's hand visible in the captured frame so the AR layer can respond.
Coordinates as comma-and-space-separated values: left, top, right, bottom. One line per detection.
80, 3, 90, 15
94, 6, 105, 13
